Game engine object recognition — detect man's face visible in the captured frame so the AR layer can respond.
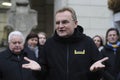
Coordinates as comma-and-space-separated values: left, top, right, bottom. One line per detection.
9, 35, 24, 54
107, 30, 119, 44
55, 11, 78, 38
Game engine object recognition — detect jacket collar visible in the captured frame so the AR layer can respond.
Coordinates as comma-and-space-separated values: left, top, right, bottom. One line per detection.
53, 27, 85, 44
5, 48, 24, 62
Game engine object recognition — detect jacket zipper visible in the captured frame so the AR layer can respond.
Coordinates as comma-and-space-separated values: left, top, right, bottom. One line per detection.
17, 55, 23, 80
66, 44, 69, 80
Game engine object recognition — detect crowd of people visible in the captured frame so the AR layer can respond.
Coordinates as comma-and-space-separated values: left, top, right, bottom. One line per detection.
92, 28, 120, 80
0, 6, 120, 80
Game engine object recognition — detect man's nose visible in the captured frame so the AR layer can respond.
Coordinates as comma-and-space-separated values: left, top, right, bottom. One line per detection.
16, 43, 20, 46
59, 22, 64, 28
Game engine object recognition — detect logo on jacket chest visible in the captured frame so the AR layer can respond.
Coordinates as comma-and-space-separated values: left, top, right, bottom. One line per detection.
74, 50, 85, 54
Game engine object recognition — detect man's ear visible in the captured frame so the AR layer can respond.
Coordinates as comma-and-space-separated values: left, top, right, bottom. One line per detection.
74, 21, 78, 28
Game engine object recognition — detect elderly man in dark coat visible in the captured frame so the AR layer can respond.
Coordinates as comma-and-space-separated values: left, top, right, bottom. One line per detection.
0, 31, 39, 80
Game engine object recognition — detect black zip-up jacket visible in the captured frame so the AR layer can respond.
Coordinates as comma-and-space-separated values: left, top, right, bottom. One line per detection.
0, 48, 38, 80
40, 27, 102, 80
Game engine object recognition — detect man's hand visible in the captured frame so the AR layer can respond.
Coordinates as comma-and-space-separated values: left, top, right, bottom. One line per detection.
90, 57, 109, 72
22, 57, 41, 71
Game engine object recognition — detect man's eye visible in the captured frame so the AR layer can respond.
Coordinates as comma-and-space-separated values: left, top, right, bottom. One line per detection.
56, 20, 69, 25
62, 20, 69, 24
12, 42, 16, 44
12, 42, 22, 44
56, 21, 60, 24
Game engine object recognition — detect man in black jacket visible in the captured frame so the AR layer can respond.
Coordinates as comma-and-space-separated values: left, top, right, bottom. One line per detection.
22, 7, 110, 80
0, 31, 39, 80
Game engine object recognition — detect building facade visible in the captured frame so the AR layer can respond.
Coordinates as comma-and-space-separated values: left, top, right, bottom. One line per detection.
0, 0, 113, 47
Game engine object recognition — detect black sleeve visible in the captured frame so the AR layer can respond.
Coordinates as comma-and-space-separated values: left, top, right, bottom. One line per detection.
100, 70, 115, 80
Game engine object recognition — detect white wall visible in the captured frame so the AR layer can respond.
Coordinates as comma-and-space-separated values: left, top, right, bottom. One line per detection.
67, 0, 112, 38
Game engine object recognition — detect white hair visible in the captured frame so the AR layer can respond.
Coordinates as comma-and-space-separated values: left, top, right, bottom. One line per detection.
8, 31, 25, 43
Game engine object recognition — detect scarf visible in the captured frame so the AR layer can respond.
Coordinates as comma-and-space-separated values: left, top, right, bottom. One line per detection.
28, 45, 39, 58
107, 41, 120, 54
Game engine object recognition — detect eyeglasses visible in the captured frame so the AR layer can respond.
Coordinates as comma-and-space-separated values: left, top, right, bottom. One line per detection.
56, 20, 75, 25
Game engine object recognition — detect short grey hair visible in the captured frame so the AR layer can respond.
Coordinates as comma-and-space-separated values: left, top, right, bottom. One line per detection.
56, 7, 77, 21
8, 31, 25, 43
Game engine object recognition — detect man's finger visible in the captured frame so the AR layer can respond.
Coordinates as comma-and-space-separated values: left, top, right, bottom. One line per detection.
24, 57, 32, 62
99, 57, 109, 62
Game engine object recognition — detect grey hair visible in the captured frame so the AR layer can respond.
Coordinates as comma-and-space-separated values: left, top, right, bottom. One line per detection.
56, 7, 77, 21
8, 31, 25, 43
